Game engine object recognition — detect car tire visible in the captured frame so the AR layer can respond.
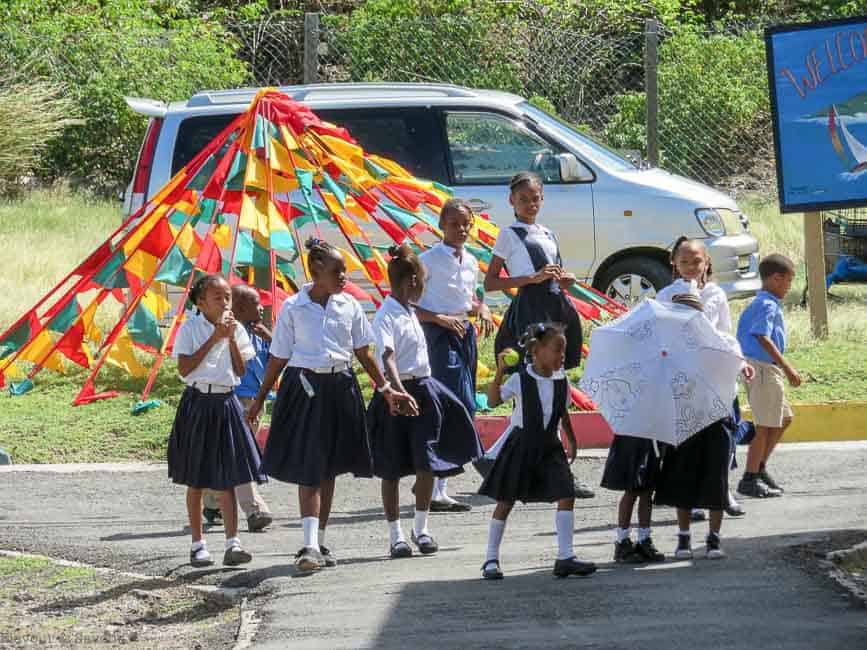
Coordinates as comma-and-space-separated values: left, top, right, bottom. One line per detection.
595, 257, 672, 306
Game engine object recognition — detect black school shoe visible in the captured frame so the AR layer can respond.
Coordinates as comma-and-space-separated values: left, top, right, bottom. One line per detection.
410, 530, 439, 555
634, 537, 665, 563
223, 544, 252, 567
759, 465, 785, 493
553, 557, 597, 578
737, 474, 782, 498
613, 538, 640, 563
482, 559, 504, 580
190, 546, 214, 568
319, 545, 337, 567
390, 541, 413, 559
294, 547, 323, 572
247, 511, 273, 533
202, 507, 222, 525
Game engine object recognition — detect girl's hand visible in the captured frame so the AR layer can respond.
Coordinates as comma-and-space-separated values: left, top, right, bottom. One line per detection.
557, 272, 576, 291
495, 350, 511, 373
215, 313, 235, 339
435, 314, 466, 338
530, 265, 561, 285
741, 364, 755, 383
246, 398, 264, 428
385, 388, 419, 416
477, 304, 495, 338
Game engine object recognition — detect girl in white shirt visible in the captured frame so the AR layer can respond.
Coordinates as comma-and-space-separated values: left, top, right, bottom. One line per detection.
168, 274, 265, 569
416, 198, 494, 511
247, 238, 414, 573
478, 322, 596, 580
484, 172, 582, 370
369, 245, 482, 559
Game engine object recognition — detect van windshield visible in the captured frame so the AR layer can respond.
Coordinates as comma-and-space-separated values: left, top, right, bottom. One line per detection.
519, 103, 637, 172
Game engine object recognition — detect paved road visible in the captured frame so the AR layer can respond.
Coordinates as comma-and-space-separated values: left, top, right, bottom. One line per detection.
1, 442, 866, 649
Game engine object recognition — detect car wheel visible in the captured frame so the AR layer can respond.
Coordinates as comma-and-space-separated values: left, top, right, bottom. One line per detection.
596, 257, 672, 306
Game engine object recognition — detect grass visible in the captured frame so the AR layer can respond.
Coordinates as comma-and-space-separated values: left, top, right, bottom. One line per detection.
0, 189, 865, 463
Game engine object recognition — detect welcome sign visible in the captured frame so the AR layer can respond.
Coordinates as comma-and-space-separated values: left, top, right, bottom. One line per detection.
767, 17, 867, 212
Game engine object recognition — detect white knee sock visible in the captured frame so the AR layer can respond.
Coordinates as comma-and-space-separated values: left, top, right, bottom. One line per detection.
388, 519, 405, 546
616, 527, 630, 543
302, 516, 320, 550
434, 478, 448, 501
486, 518, 507, 562
556, 510, 575, 560
638, 527, 651, 542
413, 510, 430, 538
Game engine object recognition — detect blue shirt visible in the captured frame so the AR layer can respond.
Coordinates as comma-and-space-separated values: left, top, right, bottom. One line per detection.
736, 291, 786, 364
235, 325, 270, 399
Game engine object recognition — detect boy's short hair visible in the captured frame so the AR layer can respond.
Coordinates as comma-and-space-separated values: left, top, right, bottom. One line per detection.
759, 254, 795, 280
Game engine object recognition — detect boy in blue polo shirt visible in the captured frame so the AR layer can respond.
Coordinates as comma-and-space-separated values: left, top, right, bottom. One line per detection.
735, 254, 801, 498
202, 284, 273, 531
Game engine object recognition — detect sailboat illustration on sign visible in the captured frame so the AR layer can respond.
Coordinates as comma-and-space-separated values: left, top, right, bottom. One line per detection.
829, 105, 867, 174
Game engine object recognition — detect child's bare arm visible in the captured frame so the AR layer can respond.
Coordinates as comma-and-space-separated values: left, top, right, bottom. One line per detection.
486, 350, 512, 408
561, 411, 578, 463
756, 335, 801, 386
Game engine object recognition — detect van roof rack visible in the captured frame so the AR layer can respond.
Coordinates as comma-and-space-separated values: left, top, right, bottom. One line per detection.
186, 82, 480, 107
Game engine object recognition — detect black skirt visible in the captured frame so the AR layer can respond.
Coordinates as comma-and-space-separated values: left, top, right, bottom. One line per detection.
368, 376, 482, 480
654, 420, 732, 510
263, 366, 373, 486
494, 283, 582, 370
167, 387, 266, 490
600, 435, 665, 492
478, 428, 575, 504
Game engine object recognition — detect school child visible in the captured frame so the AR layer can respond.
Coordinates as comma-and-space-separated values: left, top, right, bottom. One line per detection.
369, 245, 483, 558
168, 274, 265, 568
735, 254, 800, 499
202, 284, 274, 533
484, 172, 582, 371
478, 322, 597, 580
654, 290, 752, 560
247, 238, 416, 572
483, 172, 594, 499
655, 236, 746, 519
416, 198, 494, 511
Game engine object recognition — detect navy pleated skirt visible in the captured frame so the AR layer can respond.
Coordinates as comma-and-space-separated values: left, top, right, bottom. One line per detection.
494, 283, 582, 370
421, 321, 477, 415
368, 376, 482, 480
600, 435, 666, 492
478, 428, 575, 504
654, 419, 731, 510
167, 387, 266, 490
263, 366, 373, 486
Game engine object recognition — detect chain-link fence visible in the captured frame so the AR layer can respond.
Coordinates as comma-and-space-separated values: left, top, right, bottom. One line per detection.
225, 12, 774, 195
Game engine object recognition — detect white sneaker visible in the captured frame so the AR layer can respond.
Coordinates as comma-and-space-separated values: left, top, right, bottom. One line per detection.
706, 534, 726, 560
674, 535, 693, 560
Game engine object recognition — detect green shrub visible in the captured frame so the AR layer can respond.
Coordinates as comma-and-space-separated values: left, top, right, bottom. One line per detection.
1, 0, 250, 195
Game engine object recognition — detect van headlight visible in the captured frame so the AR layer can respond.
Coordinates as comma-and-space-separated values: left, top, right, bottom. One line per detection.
695, 208, 725, 237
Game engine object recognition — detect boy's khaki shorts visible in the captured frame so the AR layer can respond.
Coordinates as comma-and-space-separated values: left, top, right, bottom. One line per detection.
745, 359, 793, 428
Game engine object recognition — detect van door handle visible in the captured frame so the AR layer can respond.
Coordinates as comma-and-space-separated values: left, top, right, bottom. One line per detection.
467, 199, 491, 211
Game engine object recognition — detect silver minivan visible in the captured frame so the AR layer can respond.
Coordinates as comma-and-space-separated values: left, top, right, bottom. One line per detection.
124, 83, 760, 301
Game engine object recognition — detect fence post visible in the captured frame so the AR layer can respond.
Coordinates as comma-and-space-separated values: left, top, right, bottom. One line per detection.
303, 12, 320, 85
645, 18, 659, 167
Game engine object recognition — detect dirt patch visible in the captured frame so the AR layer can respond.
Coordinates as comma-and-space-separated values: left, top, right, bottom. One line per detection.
0, 555, 240, 649
785, 529, 867, 608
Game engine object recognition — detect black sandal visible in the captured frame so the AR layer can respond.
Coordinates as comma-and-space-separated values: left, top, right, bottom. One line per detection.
482, 559, 504, 580
390, 541, 413, 559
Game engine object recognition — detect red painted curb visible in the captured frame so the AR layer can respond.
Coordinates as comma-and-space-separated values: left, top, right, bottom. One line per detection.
255, 412, 614, 452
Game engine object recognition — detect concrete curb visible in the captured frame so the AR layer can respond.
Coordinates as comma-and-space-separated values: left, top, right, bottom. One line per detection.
742, 401, 867, 443
825, 542, 867, 609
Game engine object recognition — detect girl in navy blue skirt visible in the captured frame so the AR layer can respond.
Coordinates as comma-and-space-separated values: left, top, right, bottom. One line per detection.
247, 238, 416, 573
168, 274, 266, 568
479, 322, 596, 580
416, 198, 494, 511
369, 244, 483, 558
484, 172, 582, 371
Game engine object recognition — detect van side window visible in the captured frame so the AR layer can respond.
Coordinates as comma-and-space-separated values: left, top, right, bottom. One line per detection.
315, 109, 447, 184
445, 112, 564, 185
171, 114, 237, 176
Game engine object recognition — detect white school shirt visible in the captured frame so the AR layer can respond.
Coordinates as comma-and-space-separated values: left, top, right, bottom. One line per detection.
491, 222, 560, 277
173, 311, 255, 387
372, 296, 432, 377
270, 283, 375, 368
656, 280, 732, 333
485, 366, 569, 460
416, 243, 478, 315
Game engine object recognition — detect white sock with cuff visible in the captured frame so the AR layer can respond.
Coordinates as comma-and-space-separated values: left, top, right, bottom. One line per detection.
556, 510, 575, 560
486, 518, 507, 562
302, 516, 320, 550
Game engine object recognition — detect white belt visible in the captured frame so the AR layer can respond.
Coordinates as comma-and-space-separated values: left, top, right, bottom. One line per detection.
192, 382, 234, 394
399, 373, 428, 381
306, 362, 351, 374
